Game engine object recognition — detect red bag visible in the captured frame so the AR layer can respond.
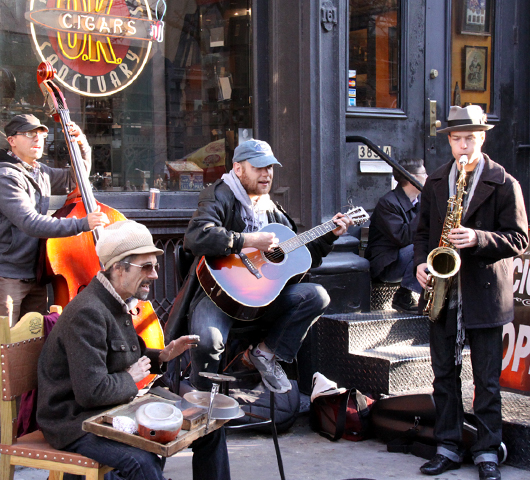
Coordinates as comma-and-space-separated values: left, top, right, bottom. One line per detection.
310, 388, 375, 441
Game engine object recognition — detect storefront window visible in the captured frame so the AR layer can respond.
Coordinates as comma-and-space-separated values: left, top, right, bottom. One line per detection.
348, 0, 400, 109
450, 0, 493, 113
0, 0, 252, 192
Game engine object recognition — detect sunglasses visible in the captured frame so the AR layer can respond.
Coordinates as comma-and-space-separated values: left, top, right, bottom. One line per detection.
123, 262, 160, 273
14, 131, 49, 139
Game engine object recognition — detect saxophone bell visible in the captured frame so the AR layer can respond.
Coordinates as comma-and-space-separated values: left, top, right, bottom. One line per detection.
423, 247, 462, 321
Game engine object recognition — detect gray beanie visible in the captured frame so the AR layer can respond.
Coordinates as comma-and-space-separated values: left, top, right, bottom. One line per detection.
96, 220, 163, 270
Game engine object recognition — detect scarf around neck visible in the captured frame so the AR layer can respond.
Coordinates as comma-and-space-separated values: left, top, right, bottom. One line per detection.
448, 154, 484, 365
222, 169, 276, 232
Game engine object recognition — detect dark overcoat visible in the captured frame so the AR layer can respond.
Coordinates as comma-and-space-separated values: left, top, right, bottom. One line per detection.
414, 154, 528, 329
365, 184, 420, 279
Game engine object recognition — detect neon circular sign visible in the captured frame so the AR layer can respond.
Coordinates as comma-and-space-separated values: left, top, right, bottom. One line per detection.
27, 0, 159, 97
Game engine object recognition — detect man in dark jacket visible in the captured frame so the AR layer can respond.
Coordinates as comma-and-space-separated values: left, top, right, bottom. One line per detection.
37, 220, 231, 480
365, 158, 426, 312
414, 106, 528, 480
0, 114, 108, 325
164, 139, 353, 393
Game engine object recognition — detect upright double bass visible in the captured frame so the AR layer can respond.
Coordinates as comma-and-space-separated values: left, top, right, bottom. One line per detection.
37, 62, 164, 389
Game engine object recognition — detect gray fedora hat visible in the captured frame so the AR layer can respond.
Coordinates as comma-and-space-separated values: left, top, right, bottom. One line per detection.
437, 105, 494, 134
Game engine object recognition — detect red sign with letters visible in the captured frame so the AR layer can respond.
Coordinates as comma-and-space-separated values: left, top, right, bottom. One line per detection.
26, 0, 160, 96
501, 248, 530, 394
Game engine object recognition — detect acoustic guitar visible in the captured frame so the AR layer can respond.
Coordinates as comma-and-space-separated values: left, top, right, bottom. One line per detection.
196, 206, 369, 321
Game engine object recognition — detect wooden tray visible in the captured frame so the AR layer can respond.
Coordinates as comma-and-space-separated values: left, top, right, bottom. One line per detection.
83, 394, 226, 457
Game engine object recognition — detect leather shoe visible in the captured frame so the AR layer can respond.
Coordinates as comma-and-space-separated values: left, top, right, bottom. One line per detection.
478, 462, 501, 480
392, 287, 419, 313
420, 454, 461, 475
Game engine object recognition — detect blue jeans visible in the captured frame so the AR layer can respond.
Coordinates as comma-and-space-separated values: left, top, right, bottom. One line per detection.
190, 282, 330, 391
378, 244, 422, 293
63, 428, 230, 480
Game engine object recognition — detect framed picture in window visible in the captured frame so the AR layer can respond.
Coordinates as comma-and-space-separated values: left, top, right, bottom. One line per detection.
461, 0, 493, 35
463, 46, 488, 91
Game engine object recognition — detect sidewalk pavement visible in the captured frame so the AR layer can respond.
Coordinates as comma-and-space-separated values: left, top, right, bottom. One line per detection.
12, 414, 528, 480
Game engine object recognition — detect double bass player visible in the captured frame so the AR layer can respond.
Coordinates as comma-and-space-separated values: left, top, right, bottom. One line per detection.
0, 114, 109, 325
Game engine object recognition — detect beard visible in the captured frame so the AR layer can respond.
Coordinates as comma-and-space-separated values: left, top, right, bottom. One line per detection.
239, 169, 271, 196
134, 280, 152, 301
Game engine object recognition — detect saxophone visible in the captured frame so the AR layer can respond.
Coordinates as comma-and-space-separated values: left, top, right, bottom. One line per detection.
423, 155, 468, 322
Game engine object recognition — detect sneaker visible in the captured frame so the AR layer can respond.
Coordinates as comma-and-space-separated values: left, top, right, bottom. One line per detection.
241, 347, 257, 371
392, 287, 419, 313
248, 347, 292, 393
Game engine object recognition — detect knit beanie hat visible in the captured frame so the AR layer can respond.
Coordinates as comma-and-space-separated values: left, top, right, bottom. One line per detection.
96, 220, 163, 270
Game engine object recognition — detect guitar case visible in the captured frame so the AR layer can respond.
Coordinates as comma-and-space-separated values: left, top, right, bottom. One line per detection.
370, 393, 507, 462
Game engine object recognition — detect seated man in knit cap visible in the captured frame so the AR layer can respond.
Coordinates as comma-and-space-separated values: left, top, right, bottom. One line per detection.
37, 220, 231, 480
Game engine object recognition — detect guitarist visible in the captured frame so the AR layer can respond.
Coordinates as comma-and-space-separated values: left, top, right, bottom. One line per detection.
165, 139, 353, 393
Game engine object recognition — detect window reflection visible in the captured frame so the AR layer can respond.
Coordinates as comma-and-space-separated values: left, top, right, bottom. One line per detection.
348, 0, 401, 108
348, 0, 400, 109
0, 0, 252, 193
450, 0, 494, 113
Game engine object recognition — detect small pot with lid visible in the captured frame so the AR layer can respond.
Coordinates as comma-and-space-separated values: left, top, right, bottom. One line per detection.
135, 402, 183, 444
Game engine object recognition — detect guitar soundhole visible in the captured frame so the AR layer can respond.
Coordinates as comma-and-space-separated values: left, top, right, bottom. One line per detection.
264, 247, 284, 264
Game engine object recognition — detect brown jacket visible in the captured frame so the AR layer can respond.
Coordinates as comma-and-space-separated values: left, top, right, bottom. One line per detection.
414, 154, 528, 329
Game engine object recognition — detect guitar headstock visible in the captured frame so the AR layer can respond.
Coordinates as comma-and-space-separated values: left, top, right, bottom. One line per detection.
345, 206, 370, 226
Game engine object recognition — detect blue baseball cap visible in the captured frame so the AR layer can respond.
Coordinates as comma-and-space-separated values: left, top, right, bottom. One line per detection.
233, 139, 282, 168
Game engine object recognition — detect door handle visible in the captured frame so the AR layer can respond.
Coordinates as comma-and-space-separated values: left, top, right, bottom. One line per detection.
429, 100, 441, 136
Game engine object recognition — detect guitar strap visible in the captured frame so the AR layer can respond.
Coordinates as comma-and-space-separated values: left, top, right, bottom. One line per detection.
273, 202, 298, 233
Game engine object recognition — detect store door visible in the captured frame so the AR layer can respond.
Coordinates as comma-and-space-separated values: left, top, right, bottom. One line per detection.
345, 0, 500, 212
344, 0, 451, 210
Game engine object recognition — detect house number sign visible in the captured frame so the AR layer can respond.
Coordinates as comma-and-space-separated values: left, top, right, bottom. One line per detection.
321, 1, 337, 32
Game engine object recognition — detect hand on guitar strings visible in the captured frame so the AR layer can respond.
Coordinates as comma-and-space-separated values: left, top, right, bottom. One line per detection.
242, 231, 280, 251
331, 211, 354, 236
158, 334, 200, 363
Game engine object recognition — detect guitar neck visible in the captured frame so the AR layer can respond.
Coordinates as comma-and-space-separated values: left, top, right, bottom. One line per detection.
280, 219, 338, 254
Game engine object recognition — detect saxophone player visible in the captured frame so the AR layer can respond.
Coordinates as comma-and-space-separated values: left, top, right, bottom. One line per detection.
414, 105, 528, 480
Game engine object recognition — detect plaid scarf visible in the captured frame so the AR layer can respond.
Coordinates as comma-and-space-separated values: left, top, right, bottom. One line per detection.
447, 155, 484, 365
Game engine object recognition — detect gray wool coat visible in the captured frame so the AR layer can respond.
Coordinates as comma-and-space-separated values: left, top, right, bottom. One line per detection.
37, 277, 163, 449
414, 154, 529, 329
0, 149, 90, 279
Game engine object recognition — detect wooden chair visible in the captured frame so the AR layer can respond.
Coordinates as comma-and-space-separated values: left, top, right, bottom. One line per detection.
0, 310, 114, 480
